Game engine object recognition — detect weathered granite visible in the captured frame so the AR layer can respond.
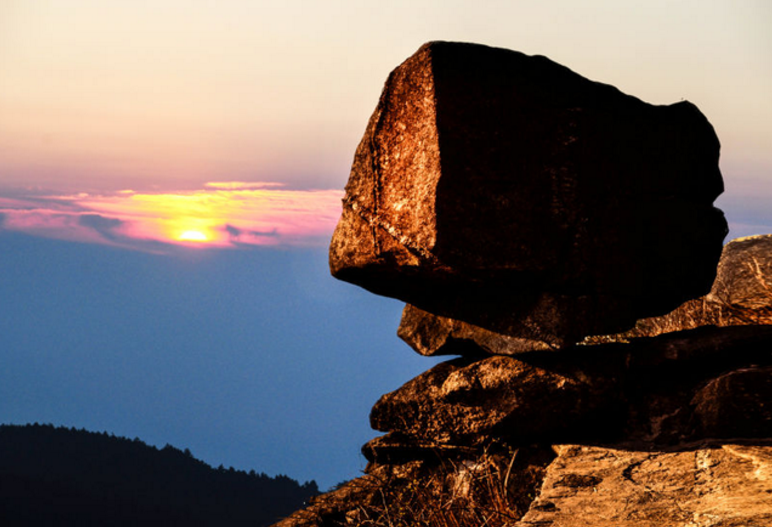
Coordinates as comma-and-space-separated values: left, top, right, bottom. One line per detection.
516, 442, 772, 526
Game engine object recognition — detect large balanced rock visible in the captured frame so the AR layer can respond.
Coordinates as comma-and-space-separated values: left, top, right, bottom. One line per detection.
330, 41, 727, 346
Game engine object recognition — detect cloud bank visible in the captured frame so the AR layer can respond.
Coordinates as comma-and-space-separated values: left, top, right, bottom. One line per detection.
0, 182, 343, 251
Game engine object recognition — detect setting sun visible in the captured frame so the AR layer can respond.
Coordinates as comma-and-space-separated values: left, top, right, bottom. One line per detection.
179, 230, 209, 242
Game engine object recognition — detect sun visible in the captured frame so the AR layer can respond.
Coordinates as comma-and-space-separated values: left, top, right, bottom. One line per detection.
178, 230, 209, 242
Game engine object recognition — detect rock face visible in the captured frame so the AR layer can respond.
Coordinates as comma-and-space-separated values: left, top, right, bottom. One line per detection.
274, 42, 771, 527
330, 40, 727, 346
692, 366, 772, 439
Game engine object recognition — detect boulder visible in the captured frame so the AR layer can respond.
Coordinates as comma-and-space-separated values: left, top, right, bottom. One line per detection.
330, 40, 727, 345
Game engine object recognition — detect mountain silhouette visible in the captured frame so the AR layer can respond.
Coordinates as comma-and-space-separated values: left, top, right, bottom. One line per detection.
0, 423, 318, 526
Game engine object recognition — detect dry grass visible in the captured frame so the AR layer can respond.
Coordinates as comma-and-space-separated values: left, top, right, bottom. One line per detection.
279, 446, 552, 527
336, 447, 550, 527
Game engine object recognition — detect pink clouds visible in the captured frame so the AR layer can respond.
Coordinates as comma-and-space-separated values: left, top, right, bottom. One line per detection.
0, 182, 343, 250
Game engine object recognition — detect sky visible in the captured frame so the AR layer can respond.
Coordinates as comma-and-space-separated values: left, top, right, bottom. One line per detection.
1, 1, 770, 489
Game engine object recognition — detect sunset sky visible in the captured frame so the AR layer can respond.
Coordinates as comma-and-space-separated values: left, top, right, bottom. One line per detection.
1, 1, 770, 488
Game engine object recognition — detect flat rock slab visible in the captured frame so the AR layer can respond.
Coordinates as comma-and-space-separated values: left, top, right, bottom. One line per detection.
517, 442, 772, 526
330, 41, 726, 346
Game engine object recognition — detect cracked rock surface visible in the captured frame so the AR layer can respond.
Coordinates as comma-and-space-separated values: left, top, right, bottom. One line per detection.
517, 442, 772, 527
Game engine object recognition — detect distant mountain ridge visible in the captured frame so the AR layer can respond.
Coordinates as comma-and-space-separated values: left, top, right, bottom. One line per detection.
0, 423, 318, 526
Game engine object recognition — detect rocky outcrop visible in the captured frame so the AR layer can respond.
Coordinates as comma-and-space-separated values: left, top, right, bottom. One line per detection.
330, 40, 727, 346
278, 327, 772, 526
282, 438, 772, 527
275, 42, 772, 527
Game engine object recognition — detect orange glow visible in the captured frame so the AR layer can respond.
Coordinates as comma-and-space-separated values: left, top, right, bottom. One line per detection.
0, 182, 343, 250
